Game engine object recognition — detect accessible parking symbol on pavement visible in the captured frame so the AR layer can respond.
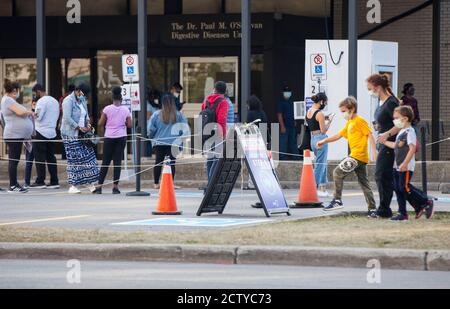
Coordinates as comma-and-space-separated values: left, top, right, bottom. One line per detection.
112, 218, 271, 228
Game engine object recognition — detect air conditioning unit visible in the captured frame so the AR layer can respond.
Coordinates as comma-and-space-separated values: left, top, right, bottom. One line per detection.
294, 101, 306, 120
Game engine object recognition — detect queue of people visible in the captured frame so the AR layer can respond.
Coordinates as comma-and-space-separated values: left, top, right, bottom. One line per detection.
1, 75, 433, 222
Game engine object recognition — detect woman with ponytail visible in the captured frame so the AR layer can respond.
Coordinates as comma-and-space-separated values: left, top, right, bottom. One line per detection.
366, 74, 401, 218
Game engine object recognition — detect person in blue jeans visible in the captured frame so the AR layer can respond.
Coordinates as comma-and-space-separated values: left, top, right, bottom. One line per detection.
277, 86, 298, 161
24, 147, 34, 189
306, 93, 333, 197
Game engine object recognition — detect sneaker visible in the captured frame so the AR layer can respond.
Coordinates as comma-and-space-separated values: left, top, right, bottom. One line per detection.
0, 187, 5, 192
112, 188, 121, 195
317, 190, 330, 198
154, 184, 160, 190
425, 199, 435, 219
375, 209, 393, 219
30, 183, 47, 189
89, 185, 97, 193
47, 184, 60, 190
415, 206, 426, 219
92, 187, 102, 195
390, 213, 409, 221
8, 185, 28, 194
174, 185, 182, 190
22, 184, 30, 190
68, 186, 81, 194
323, 199, 344, 212
367, 210, 377, 218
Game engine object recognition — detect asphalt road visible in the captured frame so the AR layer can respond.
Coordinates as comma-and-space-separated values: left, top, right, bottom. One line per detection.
0, 259, 449, 289
0, 189, 448, 232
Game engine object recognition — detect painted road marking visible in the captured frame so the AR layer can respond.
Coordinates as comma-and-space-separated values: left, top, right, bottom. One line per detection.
112, 218, 271, 228
436, 197, 450, 203
0, 215, 91, 227
150, 192, 257, 198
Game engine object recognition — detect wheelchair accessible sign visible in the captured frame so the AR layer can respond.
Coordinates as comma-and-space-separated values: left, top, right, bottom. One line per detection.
122, 54, 139, 82
311, 53, 327, 81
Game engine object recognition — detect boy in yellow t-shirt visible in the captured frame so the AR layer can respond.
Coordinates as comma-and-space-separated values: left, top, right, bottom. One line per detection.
317, 97, 377, 216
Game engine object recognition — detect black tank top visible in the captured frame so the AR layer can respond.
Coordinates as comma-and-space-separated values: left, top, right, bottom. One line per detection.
306, 110, 321, 132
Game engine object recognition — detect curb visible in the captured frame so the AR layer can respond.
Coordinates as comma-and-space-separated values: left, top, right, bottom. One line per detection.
0, 243, 449, 271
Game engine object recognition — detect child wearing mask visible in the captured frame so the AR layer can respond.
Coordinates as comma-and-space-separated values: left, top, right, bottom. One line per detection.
317, 97, 377, 216
380, 105, 434, 221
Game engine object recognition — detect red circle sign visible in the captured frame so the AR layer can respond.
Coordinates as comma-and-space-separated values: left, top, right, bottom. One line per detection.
126, 56, 134, 66
314, 55, 323, 65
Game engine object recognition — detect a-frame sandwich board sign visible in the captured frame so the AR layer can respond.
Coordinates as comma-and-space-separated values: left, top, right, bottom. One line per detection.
197, 124, 291, 218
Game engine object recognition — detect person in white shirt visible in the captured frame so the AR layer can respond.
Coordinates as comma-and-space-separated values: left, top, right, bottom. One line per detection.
30, 84, 60, 189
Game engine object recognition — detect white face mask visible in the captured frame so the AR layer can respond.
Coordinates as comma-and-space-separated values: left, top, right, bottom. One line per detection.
368, 90, 378, 98
393, 118, 405, 129
15, 91, 21, 99
154, 99, 159, 104
173, 92, 180, 99
283, 92, 292, 100
342, 111, 351, 121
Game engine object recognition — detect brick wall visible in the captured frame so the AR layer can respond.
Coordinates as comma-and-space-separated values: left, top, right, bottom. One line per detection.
334, 0, 450, 160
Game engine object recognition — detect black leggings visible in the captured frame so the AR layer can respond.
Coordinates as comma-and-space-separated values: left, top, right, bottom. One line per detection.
98, 137, 127, 186
6, 140, 23, 187
153, 146, 176, 185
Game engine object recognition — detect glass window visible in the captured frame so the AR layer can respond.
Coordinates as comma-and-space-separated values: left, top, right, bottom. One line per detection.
3, 60, 37, 107
148, 57, 179, 93
180, 57, 238, 118
251, 54, 264, 101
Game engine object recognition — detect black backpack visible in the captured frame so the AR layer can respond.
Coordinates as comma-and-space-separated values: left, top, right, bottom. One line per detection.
199, 96, 224, 146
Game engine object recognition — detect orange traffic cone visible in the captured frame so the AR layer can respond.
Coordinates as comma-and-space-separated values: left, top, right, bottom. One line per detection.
291, 150, 323, 208
152, 160, 182, 215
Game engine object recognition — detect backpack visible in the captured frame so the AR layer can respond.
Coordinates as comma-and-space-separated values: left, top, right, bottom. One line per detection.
199, 96, 224, 146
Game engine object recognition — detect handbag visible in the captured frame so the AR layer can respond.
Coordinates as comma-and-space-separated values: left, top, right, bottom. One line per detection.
79, 129, 100, 148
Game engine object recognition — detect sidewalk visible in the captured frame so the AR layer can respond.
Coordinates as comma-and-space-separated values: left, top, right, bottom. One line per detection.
0, 242, 449, 271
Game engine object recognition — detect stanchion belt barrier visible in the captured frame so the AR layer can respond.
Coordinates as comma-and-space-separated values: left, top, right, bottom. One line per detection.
197, 124, 291, 218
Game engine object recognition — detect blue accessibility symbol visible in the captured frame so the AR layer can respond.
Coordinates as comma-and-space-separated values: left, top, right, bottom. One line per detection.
315, 65, 323, 74
127, 66, 135, 74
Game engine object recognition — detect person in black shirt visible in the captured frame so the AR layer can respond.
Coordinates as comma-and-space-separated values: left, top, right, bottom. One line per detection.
367, 74, 401, 219
247, 95, 267, 124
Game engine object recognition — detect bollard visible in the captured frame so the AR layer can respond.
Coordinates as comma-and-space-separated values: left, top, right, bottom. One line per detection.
421, 126, 427, 195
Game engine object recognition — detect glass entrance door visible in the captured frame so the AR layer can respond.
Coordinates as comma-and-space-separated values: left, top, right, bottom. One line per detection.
180, 57, 239, 118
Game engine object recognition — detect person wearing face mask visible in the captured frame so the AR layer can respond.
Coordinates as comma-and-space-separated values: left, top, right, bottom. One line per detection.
1, 79, 34, 193
367, 74, 400, 219
277, 86, 298, 161
317, 97, 377, 215
380, 106, 434, 221
146, 88, 161, 157
61, 83, 99, 194
170, 82, 184, 111
29, 84, 60, 189
306, 93, 332, 197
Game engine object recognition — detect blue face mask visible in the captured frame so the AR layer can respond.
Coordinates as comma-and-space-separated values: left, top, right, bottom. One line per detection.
77, 95, 86, 103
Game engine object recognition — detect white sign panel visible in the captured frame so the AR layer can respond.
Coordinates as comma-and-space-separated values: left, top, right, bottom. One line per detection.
121, 84, 141, 112
122, 54, 139, 82
310, 53, 327, 81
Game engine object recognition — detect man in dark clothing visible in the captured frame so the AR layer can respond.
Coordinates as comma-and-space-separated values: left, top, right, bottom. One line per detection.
400, 83, 420, 125
170, 82, 184, 111
277, 86, 298, 161
201, 81, 229, 182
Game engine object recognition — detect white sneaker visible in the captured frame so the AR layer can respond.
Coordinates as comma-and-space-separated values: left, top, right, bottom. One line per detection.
89, 184, 97, 193
68, 186, 81, 194
317, 190, 330, 198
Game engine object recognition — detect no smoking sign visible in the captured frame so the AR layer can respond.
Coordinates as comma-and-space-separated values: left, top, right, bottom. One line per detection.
310, 53, 327, 81
314, 54, 323, 65
126, 56, 134, 66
